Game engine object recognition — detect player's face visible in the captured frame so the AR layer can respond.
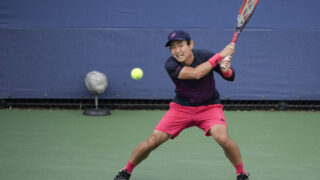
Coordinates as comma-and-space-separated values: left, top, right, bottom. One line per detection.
169, 40, 194, 65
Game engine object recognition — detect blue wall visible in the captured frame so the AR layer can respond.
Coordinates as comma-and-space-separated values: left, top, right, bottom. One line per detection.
1, 0, 320, 100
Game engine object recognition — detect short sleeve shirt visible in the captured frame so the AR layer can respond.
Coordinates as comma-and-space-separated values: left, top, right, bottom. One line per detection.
165, 49, 223, 106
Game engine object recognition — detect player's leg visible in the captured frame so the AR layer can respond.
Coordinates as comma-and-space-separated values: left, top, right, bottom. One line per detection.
114, 130, 171, 180
196, 104, 248, 179
210, 125, 242, 165
115, 102, 191, 180
129, 130, 171, 165
209, 125, 248, 179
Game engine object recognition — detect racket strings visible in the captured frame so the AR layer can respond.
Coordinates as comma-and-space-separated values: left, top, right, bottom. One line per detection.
238, 0, 258, 27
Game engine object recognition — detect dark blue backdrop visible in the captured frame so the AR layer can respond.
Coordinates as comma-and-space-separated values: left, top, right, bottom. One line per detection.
1, 0, 320, 100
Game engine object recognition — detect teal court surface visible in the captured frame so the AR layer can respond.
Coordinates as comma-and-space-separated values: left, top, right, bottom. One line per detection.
1, 109, 320, 180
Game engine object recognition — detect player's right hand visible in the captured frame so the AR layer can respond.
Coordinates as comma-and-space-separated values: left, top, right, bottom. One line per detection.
219, 43, 235, 59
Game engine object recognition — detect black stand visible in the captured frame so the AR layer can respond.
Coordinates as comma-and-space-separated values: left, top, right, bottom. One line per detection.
83, 94, 110, 116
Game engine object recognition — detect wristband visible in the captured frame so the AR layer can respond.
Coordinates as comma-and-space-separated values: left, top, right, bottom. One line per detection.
208, 53, 223, 68
221, 68, 233, 78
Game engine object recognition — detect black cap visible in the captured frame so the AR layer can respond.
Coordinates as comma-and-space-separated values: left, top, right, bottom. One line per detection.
165, 30, 191, 47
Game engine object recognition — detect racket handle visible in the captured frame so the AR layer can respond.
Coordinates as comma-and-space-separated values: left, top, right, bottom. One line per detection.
222, 32, 238, 69
232, 31, 238, 43
222, 31, 237, 69
220, 56, 230, 69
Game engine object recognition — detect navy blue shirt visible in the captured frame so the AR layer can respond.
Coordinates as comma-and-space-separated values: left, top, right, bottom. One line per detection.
165, 49, 235, 106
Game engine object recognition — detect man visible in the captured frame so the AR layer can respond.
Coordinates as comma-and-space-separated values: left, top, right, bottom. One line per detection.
114, 30, 249, 180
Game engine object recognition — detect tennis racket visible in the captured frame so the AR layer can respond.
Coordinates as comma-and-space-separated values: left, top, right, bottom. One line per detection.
221, 0, 259, 68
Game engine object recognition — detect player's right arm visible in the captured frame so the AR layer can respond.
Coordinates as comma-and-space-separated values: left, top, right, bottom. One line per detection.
177, 43, 235, 80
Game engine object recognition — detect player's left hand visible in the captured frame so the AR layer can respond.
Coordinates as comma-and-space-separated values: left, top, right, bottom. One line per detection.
220, 56, 231, 72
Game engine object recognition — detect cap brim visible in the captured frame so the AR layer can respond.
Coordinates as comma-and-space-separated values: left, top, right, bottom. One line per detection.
165, 37, 188, 47
165, 40, 172, 47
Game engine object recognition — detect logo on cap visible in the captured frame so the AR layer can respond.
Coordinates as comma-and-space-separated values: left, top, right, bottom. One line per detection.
170, 33, 176, 39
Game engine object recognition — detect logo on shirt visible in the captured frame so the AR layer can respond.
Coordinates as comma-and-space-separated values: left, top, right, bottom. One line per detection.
220, 118, 225, 122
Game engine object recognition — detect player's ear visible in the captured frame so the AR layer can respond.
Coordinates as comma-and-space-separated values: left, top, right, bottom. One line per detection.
189, 40, 194, 49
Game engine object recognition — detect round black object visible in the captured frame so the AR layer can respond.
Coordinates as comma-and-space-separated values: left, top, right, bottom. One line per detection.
83, 108, 110, 116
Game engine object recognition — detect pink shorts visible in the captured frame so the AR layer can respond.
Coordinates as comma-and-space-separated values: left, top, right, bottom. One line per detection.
155, 102, 227, 139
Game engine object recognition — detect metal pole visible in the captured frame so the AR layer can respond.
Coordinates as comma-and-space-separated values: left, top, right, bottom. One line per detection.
95, 94, 98, 109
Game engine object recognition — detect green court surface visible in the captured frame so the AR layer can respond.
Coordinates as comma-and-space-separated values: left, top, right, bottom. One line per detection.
0, 109, 320, 180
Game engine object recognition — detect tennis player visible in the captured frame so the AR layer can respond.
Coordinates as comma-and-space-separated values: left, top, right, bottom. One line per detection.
114, 30, 249, 180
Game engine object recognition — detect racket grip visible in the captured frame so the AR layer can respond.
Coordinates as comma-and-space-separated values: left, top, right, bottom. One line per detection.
220, 56, 230, 69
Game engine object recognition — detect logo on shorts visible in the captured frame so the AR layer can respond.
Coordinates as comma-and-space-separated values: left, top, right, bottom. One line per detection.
220, 118, 225, 122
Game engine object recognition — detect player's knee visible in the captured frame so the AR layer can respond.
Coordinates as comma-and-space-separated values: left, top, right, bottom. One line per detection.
145, 135, 162, 150
213, 133, 230, 146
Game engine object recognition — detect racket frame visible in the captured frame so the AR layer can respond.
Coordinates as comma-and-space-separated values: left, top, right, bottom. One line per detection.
232, 0, 259, 43
221, 0, 259, 68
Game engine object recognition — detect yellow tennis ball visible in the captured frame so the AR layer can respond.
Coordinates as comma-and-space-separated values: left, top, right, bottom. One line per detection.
131, 68, 143, 80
